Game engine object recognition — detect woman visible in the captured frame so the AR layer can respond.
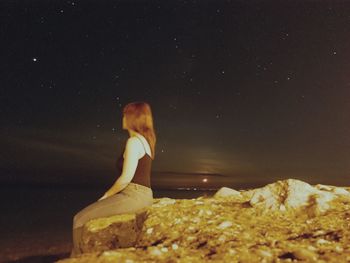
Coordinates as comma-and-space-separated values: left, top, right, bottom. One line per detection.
71, 101, 156, 256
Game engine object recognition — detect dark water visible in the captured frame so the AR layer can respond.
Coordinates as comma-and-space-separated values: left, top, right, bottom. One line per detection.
0, 185, 216, 262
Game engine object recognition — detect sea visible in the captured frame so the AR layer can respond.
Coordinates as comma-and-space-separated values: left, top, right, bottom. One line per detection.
0, 184, 217, 263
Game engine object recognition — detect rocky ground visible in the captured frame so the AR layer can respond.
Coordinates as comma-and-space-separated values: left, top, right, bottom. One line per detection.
57, 179, 350, 263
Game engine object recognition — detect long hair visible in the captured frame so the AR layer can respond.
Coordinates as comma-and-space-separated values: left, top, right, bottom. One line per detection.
123, 102, 156, 159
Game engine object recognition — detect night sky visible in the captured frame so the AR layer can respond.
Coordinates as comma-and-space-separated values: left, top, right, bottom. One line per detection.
1, 0, 350, 189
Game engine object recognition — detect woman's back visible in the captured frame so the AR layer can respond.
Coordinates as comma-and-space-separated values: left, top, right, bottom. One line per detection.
117, 135, 152, 188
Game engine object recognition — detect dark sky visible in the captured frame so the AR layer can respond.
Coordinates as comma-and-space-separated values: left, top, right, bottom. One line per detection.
1, 0, 350, 188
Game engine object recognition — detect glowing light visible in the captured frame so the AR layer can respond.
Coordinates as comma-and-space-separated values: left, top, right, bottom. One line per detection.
202, 178, 208, 183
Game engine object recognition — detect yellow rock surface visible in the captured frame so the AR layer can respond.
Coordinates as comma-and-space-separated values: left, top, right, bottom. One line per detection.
58, 179, 350, 263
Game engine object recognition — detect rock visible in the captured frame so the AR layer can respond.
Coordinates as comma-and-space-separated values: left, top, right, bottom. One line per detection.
247, 179, 350, 215
293, 248, 318, 262
57, 179, 350, 263
249, 181, 285, 210
284, 179, 334, 212
214, 187, 241, 198
315, 184, 350, 196
78, 208, 148, 254
217, 220, 233, 229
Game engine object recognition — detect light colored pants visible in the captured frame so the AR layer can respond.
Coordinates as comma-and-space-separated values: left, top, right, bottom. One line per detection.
71, 182, 153, 256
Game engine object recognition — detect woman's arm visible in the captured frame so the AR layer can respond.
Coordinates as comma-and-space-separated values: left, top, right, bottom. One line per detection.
98, 137, 141, 200
98, 179, 129, 201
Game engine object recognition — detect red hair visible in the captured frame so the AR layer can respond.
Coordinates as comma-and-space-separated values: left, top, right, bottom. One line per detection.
123, 102, 156, 159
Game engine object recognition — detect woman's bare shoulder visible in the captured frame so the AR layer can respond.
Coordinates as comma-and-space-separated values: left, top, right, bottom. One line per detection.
135, 134, 152, 153
123, 137, 143, 158
126, 136, 142, 148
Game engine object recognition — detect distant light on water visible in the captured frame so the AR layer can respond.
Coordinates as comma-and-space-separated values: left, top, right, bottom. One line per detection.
175, 176, 218, 192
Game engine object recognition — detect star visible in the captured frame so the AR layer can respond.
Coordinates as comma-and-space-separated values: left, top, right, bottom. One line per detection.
32, 58, 37, 62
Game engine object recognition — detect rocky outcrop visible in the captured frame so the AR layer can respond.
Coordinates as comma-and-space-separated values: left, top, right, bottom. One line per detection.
57, 179, 350, 263
213, 186, 241, 198
77, 208, 148, 254
215, 179, 350, 216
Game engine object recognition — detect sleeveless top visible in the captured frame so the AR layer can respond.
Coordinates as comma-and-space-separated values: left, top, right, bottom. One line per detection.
116, 136, 152, 188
